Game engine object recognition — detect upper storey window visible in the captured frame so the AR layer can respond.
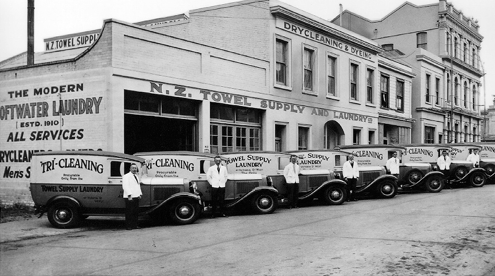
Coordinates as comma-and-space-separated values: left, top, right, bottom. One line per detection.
276, 39, 289, 86
303, 47, 315, 92
417, 32, 427, 50
350, 63, 359, 101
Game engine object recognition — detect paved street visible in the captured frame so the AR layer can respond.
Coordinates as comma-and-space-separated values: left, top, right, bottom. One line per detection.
1, 185, 495, 276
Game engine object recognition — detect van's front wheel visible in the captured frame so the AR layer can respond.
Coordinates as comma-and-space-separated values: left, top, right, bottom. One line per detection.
48, 202, 81, 229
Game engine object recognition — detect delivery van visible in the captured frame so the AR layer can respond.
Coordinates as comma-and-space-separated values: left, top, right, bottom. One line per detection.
30, 151, 202, 228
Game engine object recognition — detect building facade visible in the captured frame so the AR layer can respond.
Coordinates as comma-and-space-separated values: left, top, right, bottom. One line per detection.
0, 0, 413, 204
332, 0, 484, 144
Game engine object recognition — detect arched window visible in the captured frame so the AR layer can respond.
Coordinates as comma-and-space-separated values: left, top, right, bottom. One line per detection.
472, 85, 477, 110
454, 37, 458, 58
454, 77, 459, 105
463, 82, 468, 108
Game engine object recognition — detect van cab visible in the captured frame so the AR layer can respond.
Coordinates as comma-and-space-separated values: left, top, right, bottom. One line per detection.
135, 151, 278, 215
222, 151, 348, 206
30, 151, 202, 228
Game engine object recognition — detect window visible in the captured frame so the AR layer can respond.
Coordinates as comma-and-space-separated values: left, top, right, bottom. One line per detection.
472, 48, 477, 68
425, 74, 431, 103
463, 43, 468, 63
298, 126, 309, 150
454, 37, 458, 58
210, 103, 262, 154
380, 75, 389, 108
435, 78, 440, 105
366, 69, 374, 103
455, 123, 459, 143
327, 55, 336, 96
464, 125, 468, 142
447, 74, 451, 102
275, 124, 286, 152
417, 32, 427, 50
425, 126, 435, 144
463, 82, 468, 108
353, 129, 361, 145
447, 33, 451, 55
473, 86, 477, 110
276, 39, 288, 86
350, 63, 359, 100
396, 80, 404, 111
369, 130, 375, 144
454, 78, 459, 105
382, 44, 394, 51
303, 48, 314, 91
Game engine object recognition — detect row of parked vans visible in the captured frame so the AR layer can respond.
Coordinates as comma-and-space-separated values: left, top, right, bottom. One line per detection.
29, 143, 495, 228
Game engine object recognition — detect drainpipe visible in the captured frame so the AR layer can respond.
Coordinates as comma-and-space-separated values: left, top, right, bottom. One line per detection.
27, 0, 35, 66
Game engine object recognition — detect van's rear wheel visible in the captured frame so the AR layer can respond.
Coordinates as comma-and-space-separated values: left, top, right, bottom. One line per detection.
169, 199, 201, 225
48, 202, 81, 229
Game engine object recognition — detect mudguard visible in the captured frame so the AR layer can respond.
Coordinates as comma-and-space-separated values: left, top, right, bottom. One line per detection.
223, 186, 278, 209
407, 171, 445, 188
299, 179, 347, 201
145, 192, 202, 215
37, 195, 82, 216
452, 167, 486, 183
356, 174, 397, 194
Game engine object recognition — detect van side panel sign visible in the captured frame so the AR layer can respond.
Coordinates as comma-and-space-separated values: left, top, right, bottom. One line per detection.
40, 158, 103, 173
40, 185, 104, 193
142, 155, 210, 179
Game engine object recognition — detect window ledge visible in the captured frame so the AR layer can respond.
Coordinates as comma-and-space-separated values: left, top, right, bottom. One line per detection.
365, 103, 376, 108
326, 95, 340, 101
349, 100, 361, 105
274, 83, 292, 91
302, 90, 318, 96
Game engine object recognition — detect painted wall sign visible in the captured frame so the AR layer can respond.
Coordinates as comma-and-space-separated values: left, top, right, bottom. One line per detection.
0, 80, 106, 192
45, 32, 100, 52
149, 82, 376, 123
277, 21, 374, 60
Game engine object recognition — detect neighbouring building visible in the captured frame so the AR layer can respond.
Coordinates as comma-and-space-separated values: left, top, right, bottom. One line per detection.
0, 0, 414, 204
332, 0, 484, 144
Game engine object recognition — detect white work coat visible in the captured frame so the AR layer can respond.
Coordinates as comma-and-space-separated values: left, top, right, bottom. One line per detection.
466, 153, 480, 166
343, 160, 359, 179
437, 155, 452, 170
122, 172, 143, 198
207, 165, 228, 188
386, 157, 400, 174
283, 162, 300, 184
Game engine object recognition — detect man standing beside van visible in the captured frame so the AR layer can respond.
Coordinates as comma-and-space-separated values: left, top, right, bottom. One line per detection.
122, 163, 143, 230
207, 156, 229, 218
283, 155, 300, 209
466, 149, 480, 167
343, 155, 359, 201
386, 152, 400, 178
437, 150, 452, 184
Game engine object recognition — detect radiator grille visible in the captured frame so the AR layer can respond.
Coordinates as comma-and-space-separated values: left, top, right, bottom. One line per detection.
154, 187, 182, 201
308, 176, 329, 188
360, 171, 380, 186
236, 181, 260, 194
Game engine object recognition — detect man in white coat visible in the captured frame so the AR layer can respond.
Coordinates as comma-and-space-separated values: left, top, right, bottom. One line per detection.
283, 155, 300, 208
437, 150, 452, 185
343, 155, 359, 201
207, 155, 229, 218
122, 163, 143, 230
386, 152, 400, 178
466, 149, 480, 167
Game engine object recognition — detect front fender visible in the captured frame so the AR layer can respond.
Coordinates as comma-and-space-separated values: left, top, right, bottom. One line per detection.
356, 175, 397, 194
145, 192, 202, 215
224, 186, 278, 209
299, 179, 347, 201
453, 168, 486, 183
409, 171, 445, 187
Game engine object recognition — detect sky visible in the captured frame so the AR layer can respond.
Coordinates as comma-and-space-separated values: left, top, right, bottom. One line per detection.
0, 0, 493, 107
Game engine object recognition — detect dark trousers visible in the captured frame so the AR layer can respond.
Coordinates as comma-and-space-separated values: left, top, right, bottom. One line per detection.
125, 197, 140, 229
211, 187, 225, 215
346, 178, 357, 200
286, 183, 299, 207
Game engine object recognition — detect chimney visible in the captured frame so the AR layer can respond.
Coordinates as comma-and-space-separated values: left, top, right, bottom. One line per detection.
27, 0, 35, 66
339, 4, 343, 27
